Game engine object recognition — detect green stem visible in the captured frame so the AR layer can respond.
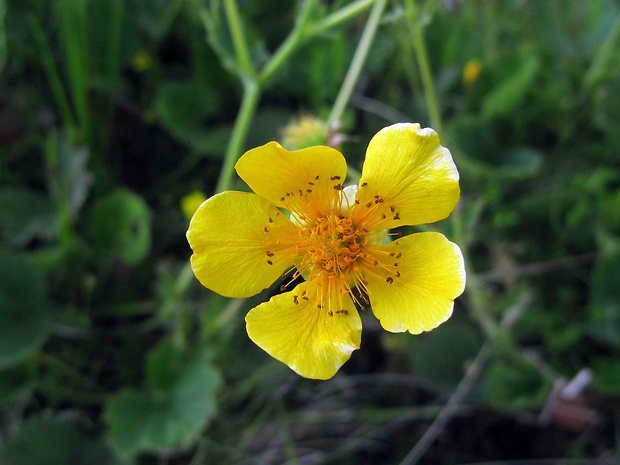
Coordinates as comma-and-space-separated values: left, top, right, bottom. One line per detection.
215, 79, 261, 193
405, 1, 503, 352
258, 0, 317, 87
223, 0, 255, 77
405, 0, 442, 133
259, 0, 376, 88
328, 0, 387, 126
313, 0, 375, 36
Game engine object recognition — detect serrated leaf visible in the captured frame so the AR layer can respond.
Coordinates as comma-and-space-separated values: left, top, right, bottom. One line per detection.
105, 342, 222, 456
0, 249, 53, 369
483, 360, 550, 409
0, 187, 58, 247
47, 132, 92, 220
89, 189, 151, 265
155, 81, 223, 154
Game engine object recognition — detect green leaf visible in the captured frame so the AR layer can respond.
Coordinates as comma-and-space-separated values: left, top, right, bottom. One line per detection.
105, 340, 222, 456
482, 52, 540, 120
0, 362, 36, 407
483, 360, 550, 409
500, 146, 543, 179
46, 132, 92, 220
0, 416, 120, 465
155, 80, 223, 154
448, 116, 542, 179
410, 322, 481, 392
591, 358, 620, 394
587, 251, 620, 347
0, 187, 58, 248
0, 249, 53, 369
89, 189, 151, 265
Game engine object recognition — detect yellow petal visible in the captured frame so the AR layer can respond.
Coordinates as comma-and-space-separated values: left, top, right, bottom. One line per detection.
366, 232, 465, 334
245, 281, 362, 380
355, 123, 460, 229
235, 142, 347, 220
187, 191, 299, 298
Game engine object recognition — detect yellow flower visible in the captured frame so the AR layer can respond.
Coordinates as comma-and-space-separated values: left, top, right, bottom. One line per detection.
187, 123, 466, 379
132, 51, 152, 72
463, 59, 482, 86
181, 191, 207, 219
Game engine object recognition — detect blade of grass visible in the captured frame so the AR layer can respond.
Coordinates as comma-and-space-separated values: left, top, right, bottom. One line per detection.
28, 15, 76, 129
55, 0, 90, 145
97, 0, 124, 158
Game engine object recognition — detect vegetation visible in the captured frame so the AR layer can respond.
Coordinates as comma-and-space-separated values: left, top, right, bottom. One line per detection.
1, 0, 619, 463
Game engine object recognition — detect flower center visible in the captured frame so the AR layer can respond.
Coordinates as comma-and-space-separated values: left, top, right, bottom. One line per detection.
300, 214, 366, 278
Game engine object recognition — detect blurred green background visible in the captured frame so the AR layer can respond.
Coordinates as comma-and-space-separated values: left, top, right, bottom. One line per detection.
1, 0, 620, 464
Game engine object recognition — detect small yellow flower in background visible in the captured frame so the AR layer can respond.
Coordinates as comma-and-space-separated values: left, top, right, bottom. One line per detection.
280, 115, 329, 150
132, 51, 153, 73
187, 123, 466, 379
181, 191, 207, 220
463, 59, 482, 86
